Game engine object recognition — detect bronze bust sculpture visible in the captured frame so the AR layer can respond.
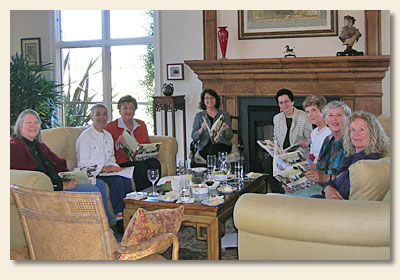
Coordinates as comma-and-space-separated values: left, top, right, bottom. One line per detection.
337, 15, 364, 56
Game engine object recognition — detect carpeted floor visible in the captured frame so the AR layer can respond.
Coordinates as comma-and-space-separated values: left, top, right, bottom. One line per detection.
113, 218, 238, 260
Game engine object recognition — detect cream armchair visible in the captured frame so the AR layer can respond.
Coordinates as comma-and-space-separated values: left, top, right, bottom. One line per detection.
10, 126, 178, 258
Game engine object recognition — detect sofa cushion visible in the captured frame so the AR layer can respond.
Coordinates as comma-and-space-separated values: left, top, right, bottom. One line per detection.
349, 157, 390, 201
120, 206, 184, 247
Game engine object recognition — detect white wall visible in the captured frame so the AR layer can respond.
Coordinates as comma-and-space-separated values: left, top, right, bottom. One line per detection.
9, 10, 391, 161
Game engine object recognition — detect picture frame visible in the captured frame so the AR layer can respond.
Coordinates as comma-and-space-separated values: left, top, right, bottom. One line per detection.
167, 63, 184, 80
21, 37, 42, 65
238, 10, 338, 39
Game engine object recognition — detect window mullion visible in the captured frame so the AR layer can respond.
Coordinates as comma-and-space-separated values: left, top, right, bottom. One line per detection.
102, 10, 112, 119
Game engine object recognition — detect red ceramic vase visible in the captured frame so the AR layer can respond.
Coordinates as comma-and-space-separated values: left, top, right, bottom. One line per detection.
218, 26, 229, 59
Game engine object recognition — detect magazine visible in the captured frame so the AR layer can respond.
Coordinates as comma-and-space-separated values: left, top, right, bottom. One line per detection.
98, 166, 135, 179
120, 130, 162, 161
257, 139, 305, 157
58, 166, 97, 185
272, 144, 311, 191
202, 114, 225, 144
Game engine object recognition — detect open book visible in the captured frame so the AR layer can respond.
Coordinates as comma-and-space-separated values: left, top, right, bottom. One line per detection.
120, 130, 162, 161
258, 140, 311, 191
58, 166, 97, 185
202, 114, 225, 144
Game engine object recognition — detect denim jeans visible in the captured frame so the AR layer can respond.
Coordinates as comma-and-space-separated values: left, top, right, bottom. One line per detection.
65, 178, 114, 225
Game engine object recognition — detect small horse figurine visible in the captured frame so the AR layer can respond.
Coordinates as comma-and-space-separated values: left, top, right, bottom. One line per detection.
284, 45, 296, 57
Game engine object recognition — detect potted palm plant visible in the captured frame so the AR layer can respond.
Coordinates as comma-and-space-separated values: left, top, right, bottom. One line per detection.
10, 53, 63, 135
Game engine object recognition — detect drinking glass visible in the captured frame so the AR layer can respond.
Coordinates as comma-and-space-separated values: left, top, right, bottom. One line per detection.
147, 169, 160, 198
218, 152, 227, 171
221, 162, 231, 186
204, 172, 214, 198
179, 176, 191, 202
207, 155, 216, 175
236, 157, 244, 188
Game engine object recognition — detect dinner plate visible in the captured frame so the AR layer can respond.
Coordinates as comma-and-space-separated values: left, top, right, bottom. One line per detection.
227, 174, 236, 181
217, 185, 237, 194
125, 192, 147, 200
246, 172, 263, 179
201, 198, 224, 206
191, 167, 207, 173
158, 195, 178, 203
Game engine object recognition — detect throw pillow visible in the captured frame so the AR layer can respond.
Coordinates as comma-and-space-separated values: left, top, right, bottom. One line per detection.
120, 206, 184, 247
349, 157, 390, 201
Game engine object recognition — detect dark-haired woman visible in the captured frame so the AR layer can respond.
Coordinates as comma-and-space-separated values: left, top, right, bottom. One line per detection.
191, 89, 233, 160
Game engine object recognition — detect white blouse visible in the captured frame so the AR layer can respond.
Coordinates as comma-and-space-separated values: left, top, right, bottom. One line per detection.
75, 126, 119, 174
309, 125, 332, 163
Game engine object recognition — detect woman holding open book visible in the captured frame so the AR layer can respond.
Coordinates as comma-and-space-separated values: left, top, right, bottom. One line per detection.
105, 95, 161, 191
191, 88, 233, 161
76, 104, 133, 219
10, 109, 114, 225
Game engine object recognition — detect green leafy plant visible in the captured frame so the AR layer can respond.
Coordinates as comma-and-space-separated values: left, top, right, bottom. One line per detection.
62, 52, 100, 127
10, 53, 63, 134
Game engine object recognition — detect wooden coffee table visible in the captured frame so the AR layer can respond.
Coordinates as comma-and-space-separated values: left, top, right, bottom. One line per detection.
123, 176, 266, 260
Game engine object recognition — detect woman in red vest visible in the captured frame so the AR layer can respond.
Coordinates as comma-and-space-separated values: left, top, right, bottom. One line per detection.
105, 95, 161, 191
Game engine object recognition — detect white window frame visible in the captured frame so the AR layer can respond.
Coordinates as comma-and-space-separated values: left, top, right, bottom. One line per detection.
50, 10, 160, 123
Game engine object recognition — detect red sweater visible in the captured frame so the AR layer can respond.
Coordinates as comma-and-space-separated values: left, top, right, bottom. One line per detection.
10, 138, 68, 172
105, 118, 151, 165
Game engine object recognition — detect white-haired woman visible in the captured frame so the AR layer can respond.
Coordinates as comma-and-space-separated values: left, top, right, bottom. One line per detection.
313, 111, 389, 199
75, 104, 133, 219
10, 109, 114, 225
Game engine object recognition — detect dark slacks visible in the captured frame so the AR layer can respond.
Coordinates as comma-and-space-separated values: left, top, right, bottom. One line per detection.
119, 158, 162, 191
97, 175, 132, 214
262, 155, 285, 194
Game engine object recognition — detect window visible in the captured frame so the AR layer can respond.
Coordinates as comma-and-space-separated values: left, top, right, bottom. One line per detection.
55, 10, 157, 133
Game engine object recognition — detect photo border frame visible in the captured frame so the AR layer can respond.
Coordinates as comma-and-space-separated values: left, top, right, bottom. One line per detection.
238, 10, 338, 39
21, 37, 42, 65
167, 63, 184, 80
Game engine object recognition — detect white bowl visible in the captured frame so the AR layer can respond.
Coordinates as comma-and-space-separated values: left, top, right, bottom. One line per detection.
191, 184, 208, 194
191, 167, 207, 174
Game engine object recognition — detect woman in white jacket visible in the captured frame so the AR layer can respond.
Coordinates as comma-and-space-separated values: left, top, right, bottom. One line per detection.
75, 104, 132, 219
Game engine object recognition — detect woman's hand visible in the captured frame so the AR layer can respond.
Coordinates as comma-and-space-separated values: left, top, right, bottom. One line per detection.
221, 122, 229, 131
298, 139, 310, 148
282, 184, 295, 193
305, 164, 317, 171
324, 185, 344, 200
198, 121, 208, 135
102, 165, 123, 173
115, 135, 126, 148
63, 180, 78, 190
305, 169, 327, 183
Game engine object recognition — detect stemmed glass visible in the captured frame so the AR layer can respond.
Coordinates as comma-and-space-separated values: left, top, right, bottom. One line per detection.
204, 172, 214, 199
221, 162, 231, 186
147, 169, 160, 198
218, 152, 228, 171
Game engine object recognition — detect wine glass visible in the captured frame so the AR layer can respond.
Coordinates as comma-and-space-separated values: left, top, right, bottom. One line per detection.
204, 172, 214, 199
218, 152, 227, 171
147, 169, 160, 198
221, 162, 231, 186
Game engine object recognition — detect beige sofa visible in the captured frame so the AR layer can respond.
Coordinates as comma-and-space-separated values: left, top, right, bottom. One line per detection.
10, 126, 178, 258
234, 115, 391, 260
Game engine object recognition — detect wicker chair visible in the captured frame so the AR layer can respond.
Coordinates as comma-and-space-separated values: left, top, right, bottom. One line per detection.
11, 185, 180, 260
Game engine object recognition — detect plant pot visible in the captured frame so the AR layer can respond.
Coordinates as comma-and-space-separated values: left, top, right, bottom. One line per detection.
162, 83, 174, 96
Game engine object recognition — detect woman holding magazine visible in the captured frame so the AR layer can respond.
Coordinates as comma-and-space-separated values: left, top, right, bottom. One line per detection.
312, 111, 389, 199
76, 104, 133, 219
284, 100, 351, 197
10, 109, 114, 225
191, 88, 233, 162
105, 95, 161, 191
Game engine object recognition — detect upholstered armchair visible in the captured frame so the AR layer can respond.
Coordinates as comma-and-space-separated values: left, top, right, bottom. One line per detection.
11, 185, 183, 260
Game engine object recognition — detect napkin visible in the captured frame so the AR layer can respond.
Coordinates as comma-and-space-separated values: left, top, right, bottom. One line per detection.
158, 176, 193, 191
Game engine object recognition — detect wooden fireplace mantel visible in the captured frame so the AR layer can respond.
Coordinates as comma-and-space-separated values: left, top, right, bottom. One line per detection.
185, 55, 390, 116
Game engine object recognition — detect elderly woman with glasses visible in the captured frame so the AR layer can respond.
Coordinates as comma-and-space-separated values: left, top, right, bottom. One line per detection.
191, 88, 233, 161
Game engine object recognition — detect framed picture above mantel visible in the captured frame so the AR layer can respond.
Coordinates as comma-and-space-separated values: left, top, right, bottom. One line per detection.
238, 10, 338, 39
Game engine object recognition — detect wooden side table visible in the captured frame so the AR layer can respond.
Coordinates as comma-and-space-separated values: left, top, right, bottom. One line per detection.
153, 95, 187, 159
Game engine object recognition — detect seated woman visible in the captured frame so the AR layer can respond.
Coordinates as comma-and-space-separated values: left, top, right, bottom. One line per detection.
75, 104, 133, 218
10, 109, 114, 225
105, 95, 161, 191
284, 100, 351, 197
302, 95, 332, 163
191, 88, 233, 162
264, 88, 312, 193
313, 111, 389, 199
